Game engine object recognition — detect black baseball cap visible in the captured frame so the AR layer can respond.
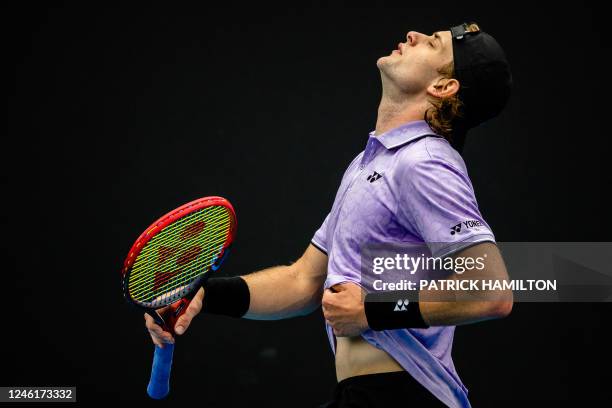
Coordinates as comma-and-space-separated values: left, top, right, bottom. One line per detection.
449, 23, 512, 151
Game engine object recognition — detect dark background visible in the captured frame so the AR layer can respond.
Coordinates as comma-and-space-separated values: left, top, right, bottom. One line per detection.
5, 2, 611, 407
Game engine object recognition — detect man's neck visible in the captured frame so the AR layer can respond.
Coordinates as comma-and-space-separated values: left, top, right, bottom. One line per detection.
374, 87, 428, 136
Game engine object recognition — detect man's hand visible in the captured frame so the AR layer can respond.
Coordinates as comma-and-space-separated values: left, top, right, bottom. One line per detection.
322, 282, 369, 337
144, 287, 205, 347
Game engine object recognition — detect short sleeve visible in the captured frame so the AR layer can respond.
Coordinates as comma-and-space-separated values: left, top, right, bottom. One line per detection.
397, 157, 496, 258
310, 152, 364, 256
311, 212, 331, 255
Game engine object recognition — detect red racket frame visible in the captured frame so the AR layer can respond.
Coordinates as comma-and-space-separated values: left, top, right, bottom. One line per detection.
121, 196, 237, 332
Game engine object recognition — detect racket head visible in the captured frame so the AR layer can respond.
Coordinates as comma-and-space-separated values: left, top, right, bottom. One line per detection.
121, 196, 236, 310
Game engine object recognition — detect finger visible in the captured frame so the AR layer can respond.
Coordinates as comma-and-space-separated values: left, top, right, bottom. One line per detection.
150, 333, 164, 348
335, 327, 349, 337
322, 302, 336, 317
144, 314, 166, 334
144, 314, 175, 344
322, 290, 335, 308
149, 328, 174, 344
148, 329, 172, 347
144, 314, 161, 332
174, 297, 203, 335
324, 288, 336, 296
330, 284, 346, 292
194, 287, 205, 301
144, 309, 169, 330
153, 334, 166, 348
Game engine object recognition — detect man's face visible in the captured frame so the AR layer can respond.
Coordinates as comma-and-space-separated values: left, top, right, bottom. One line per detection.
377, 30, 454, 95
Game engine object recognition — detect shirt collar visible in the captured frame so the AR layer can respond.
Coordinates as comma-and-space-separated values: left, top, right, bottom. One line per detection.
368, 120, 440, 150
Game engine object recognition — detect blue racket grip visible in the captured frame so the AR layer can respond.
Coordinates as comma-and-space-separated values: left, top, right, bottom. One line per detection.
147, 343, 174, 399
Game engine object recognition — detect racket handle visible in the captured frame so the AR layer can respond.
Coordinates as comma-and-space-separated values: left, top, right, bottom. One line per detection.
147, 343, 174, 399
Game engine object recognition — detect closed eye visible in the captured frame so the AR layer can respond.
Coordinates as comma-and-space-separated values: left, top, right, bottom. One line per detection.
433, 32, 443, 48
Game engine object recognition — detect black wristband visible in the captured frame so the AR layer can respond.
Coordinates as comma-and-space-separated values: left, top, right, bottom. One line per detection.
364, 292, 429, 330
201, 277, 250, 318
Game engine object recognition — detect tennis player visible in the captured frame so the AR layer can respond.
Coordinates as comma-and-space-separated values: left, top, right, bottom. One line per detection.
146, 22, 513, 407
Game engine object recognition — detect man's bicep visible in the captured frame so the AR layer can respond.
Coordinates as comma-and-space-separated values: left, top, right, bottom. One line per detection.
452, 242, 508, 280
299, 243, 328, 282
450, 242, 513, 307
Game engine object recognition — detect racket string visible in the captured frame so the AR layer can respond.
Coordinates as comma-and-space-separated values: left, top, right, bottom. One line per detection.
129, 232, 228, 298
130, 207, 229, 274
126, 206, 233, 305
131, 217, 230, 273
129, 219, 230, 285
131, 207, 229, 264
129, 236, 227, 299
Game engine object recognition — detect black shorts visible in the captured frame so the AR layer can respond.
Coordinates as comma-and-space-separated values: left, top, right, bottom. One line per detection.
320, 371, 447, 408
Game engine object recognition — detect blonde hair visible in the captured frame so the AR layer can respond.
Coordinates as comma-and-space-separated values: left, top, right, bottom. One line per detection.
424, 23, 480, 141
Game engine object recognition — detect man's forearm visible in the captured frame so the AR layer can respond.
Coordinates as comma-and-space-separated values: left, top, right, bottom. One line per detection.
201, 244, 327, 321
364, 276, 513, 331
421, 244, 513, 326
241, 263, 324, 320
419, 292, 513, 326
364, 242, 513, 331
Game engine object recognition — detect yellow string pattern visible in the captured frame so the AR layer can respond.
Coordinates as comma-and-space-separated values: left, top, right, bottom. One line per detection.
127, 206, 232, 304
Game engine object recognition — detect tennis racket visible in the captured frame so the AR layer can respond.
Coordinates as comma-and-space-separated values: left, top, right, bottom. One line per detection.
121, 196, 237, 399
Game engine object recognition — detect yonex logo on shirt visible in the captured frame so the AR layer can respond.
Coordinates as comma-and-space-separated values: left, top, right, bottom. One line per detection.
394, 299, 409, 311
367, 171, 383, 183
450, 219, 484, 235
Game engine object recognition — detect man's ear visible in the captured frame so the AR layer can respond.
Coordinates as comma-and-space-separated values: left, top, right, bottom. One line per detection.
427, 78, 460, 99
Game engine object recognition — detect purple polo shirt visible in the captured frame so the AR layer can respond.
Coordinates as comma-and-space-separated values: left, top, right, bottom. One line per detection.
311, 120, 495, 408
